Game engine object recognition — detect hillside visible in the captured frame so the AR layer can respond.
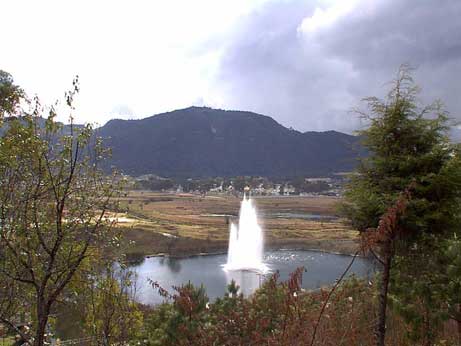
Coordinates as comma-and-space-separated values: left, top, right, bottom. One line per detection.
97, 107, 362, 177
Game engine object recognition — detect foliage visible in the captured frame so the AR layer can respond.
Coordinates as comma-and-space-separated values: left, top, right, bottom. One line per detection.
444, 237, 461, 324
0, 70, 24, 119
83, 265, 143, 346
342, 67, 458, 235
144, 282, 209, 346
142, 270, 386, 346
135, 177, 175, 191
141, 267, 461, 345
0, 73, 120, 346
341, 65, 461, 344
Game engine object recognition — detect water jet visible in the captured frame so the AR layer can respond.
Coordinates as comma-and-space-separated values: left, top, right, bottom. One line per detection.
224, 192, 268, 273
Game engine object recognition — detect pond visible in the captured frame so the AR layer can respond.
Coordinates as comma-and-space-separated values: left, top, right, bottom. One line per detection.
267, 212, 339, 221
129, 250, 375, 305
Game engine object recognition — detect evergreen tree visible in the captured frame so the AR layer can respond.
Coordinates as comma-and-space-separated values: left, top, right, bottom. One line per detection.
341, 66, 461, 345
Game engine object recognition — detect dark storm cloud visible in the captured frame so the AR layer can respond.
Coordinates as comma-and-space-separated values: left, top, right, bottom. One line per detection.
213, 0, 461, 133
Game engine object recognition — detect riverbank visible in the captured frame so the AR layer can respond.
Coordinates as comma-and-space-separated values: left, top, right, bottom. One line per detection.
122, 231, 359, 260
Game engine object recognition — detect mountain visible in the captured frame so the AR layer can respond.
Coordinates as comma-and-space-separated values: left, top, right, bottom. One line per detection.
97, 106, 362, 177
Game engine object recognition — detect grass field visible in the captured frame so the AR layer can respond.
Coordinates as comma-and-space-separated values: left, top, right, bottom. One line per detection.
116, 191, 359, 257
0, 336, 13, 346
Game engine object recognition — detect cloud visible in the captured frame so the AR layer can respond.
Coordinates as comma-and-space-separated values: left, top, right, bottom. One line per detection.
2, 0, 460, 134
0, 0, 264, 125
211, 0, 461, 133
110, 105, 135, 120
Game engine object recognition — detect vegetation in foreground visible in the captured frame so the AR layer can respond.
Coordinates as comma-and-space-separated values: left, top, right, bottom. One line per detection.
0, 66, 460, 346
141, 270, 459, 346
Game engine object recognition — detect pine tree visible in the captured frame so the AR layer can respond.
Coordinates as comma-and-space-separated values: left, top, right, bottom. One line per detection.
342, 65, 461, 345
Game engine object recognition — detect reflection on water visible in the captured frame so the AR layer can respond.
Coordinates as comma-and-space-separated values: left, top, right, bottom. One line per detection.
124, 252, 146, 266
224, 269, 263, 296
159, 257, 182, 273
129, 250, 375, 305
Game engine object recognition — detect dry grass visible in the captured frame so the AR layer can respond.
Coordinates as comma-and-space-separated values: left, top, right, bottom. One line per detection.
116, 192, 359, 257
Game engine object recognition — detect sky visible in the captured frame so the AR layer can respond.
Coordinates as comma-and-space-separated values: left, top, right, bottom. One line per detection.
1, 0, 461, 133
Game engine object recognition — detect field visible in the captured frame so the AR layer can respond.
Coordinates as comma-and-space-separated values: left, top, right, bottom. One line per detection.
0, 337, 13, 346
116, 191, 359, 257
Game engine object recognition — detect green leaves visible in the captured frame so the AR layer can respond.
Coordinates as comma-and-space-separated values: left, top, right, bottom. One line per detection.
342, 66, 461, 343
0, 70, 24, 120
0, 74, 123, 346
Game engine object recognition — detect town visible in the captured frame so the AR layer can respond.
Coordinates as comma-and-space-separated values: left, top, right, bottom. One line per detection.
129, 174, 348, 197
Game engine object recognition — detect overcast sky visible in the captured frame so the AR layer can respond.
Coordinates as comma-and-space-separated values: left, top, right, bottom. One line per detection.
1, 0, 461, 133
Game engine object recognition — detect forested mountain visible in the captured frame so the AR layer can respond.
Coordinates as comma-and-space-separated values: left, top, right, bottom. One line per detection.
97, 107, 362, 177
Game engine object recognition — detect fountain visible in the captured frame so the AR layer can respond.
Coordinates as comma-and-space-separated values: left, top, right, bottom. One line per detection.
128, 187, 375, 304
224, 190, 268, 273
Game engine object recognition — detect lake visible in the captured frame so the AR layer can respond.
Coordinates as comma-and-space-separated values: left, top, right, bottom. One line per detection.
128, 250, 375, 305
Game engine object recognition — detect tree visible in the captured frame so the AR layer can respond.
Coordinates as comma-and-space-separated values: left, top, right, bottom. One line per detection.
360, 189, 412, 346
145, 282, 209, 346
83, 265, 143, 346
341, 66, 461, 345
0, 75, 120, 346
443, 237, 461, 343
0, 70, 24, 119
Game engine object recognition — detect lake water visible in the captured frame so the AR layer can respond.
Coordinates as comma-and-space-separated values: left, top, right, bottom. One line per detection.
268, 212, 339, 221
129, 250, 375, 305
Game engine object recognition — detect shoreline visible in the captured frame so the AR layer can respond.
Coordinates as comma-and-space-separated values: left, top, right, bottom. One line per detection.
118, 192, 359, 263
123, 242, 365, 265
